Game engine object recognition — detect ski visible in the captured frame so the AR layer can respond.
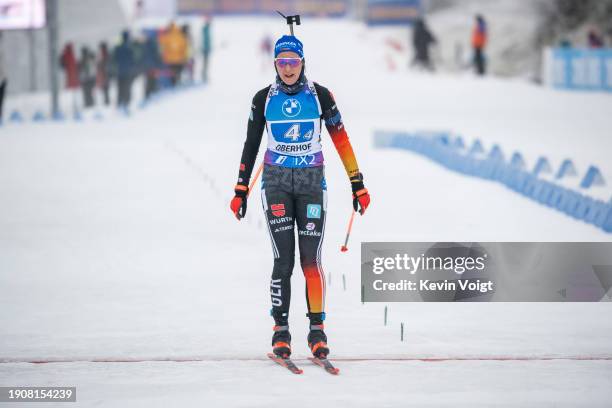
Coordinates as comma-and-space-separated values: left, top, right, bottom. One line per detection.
267, 353, 303, 374
308, 357, 340, 375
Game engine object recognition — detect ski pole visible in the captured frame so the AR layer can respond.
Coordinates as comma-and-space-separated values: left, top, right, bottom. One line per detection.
340, 210, 356, 252
247, 162, 264, 198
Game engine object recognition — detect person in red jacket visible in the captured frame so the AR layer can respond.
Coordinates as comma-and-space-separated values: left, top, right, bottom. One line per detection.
60, 43, 81, 116
60, 43, 80, 89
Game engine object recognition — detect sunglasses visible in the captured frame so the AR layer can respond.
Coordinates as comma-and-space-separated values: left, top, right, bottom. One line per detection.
274, 57, 303, 68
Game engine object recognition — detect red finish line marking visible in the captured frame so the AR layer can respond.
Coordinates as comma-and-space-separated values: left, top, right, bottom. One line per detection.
1, 356, 611, 364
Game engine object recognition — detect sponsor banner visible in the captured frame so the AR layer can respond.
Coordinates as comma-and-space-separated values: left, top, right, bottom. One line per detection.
543, 47, 612, 93
366, 0, 421, 26
177, 0, 348, 17
0, 0, 45, 30
362, 242, 612, 302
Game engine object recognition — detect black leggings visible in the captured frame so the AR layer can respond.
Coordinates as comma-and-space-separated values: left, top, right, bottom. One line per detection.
474, 48, 486, 75
117, 76, 132, 108
261, 165, 327, 325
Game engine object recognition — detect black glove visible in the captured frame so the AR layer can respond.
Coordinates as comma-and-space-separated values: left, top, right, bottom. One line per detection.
350, 173, 370, 215
230, 184, 249, 220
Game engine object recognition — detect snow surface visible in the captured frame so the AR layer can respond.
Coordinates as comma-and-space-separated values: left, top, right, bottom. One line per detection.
1, 17, 612, 407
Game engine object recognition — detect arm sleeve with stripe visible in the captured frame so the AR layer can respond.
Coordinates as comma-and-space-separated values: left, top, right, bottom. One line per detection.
236, 86, 270, 186
313, 82, 361, 180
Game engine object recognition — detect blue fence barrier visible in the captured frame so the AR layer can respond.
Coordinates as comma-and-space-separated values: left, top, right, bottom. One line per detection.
374, 131, 612, 233
544, 47, 612, 92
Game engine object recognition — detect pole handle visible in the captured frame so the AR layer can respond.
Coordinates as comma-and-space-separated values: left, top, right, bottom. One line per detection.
247, 162, 264, 198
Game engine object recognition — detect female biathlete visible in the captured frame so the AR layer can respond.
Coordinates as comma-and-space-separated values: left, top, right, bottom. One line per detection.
230, 34, 370, 359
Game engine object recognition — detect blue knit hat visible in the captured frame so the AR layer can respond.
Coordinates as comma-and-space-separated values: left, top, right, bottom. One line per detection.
274, 35, 304, 58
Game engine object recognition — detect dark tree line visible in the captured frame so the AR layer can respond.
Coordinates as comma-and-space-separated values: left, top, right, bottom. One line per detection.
537, 0, 612, 46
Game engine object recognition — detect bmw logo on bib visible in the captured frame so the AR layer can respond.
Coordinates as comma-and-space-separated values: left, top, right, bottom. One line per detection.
282, 99, 301, 118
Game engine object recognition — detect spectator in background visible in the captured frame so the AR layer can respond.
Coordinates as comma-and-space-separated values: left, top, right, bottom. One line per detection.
60, 42, 80, 116
201, 17, 212, 83
141, 33, 162, 101
114, 30, 135, 112
472, 14, 487, 76
60, 42, 80, 89
181, 24, 194, 84
159, 22, 188, 86
588, 29, 604, 48
132, 34, 146, 75
261, 33, 272, 56
78, 46, 97, 108
96, 42, 112, 106
411, 18, 437, 71
260, 33, 272, 72
0, 32, 6, 124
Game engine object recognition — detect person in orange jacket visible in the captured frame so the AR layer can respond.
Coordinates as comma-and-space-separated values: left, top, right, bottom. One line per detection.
159, 22, 188, 86
472, 14, 487, 76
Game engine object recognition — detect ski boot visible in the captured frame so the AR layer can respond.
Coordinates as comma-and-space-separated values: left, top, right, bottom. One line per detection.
272, 325, 292, 358
307, 324, 329, 358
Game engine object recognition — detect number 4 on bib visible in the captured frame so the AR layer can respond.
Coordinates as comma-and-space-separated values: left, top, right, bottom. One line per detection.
284, 124, 301, 141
